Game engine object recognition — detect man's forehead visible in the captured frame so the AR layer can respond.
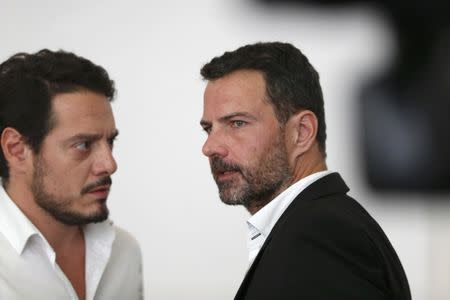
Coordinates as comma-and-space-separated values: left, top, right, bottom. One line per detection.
49, 91, 116, 135
205, 70, 266, 95
52, 91, 111, 112
202, 74, 272, 121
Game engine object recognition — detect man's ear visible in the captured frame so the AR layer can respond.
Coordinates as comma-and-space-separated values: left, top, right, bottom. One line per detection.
285, 110, 318, 157
1, 127, 32, 174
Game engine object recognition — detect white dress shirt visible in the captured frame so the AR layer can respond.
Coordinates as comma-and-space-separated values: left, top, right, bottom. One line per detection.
0, 186, 143, 300
247, 170, 332, 265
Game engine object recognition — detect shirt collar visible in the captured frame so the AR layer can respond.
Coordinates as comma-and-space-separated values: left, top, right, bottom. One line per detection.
247, 170, 333, 240
0, 184, 116, 260
0, 185, 41, 255
84, 220, 116, 254
84, 219, 116, 300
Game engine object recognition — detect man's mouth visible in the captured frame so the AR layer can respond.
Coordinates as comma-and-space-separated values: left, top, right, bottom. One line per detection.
81, 177, 112, 196
210, 158, 242, 182
87, 185, 111, 198
215, 170, 240, 181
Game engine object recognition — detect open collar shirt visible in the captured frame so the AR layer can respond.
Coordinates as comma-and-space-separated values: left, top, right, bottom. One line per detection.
246, 170, 333, 265
0, 186, 142, 300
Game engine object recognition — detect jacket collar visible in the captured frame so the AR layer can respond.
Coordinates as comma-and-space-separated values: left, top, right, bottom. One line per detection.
234, 172, 349, 299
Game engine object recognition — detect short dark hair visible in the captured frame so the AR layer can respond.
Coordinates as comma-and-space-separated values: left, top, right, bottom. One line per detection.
0, 49, 115, 181
201, 42, 326, 156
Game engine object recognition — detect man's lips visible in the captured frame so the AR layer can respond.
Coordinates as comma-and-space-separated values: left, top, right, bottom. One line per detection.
215, 170, 240, 180
87, 185, 111, 198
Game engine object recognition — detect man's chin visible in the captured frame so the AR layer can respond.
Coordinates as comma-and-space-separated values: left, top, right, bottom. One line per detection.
83, 205, 109, 224
218, 189, 246, 206
53, 206, 109, 226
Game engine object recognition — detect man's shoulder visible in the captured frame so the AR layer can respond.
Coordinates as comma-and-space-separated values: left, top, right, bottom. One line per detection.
303, 193, 373, 223
272, 190, 396, 271
285, 192, 381, 242
285, 173, 376, 232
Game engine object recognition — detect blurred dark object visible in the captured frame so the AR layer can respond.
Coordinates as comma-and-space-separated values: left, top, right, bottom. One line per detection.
258, 0, 450, 192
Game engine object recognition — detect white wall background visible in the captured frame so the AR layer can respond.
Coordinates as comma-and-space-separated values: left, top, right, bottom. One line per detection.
1, 0, 449, 299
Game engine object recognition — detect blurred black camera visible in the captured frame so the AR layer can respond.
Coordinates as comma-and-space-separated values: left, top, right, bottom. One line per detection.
260, 0, 450, 192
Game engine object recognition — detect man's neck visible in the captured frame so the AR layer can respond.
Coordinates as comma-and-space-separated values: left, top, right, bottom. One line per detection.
290, 152, 327, 185
245, 178, 292, 215
246, 152, 327, 215
5, 179, 87, 300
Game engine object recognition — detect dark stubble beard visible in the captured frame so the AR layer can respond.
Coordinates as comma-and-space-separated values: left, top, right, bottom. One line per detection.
31, 156, 110, 226
210, 132, 292, 210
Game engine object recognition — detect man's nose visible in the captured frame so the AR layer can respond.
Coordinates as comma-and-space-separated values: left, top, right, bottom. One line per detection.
202, 130, 228, 158
92, 144, 118, 176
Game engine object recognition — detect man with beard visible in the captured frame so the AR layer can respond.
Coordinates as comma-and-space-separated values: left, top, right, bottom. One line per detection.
200, 42, 411, 300
0, 50, 142, 300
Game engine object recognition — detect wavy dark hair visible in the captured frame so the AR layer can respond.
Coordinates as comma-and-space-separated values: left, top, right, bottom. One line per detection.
201, 42, 326, 156
0, 49, 115, 181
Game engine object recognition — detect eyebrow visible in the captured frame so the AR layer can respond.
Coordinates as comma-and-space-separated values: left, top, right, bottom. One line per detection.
200, 112, 257, 127
66, 129, 119, 144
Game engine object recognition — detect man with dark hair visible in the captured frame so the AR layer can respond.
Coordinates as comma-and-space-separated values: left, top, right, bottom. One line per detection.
0, 50, 142, 300
200, 42, 411, 299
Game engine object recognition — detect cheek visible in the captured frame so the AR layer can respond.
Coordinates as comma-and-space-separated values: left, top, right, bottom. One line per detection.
231, 124, 281, 163
255, 132, 278, 153
44, 164, 87, 193
37, 172, 65, 195
233, 143, 265, 169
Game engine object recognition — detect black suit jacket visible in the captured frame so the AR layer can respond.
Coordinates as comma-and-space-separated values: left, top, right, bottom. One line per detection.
235, 173, 411, 300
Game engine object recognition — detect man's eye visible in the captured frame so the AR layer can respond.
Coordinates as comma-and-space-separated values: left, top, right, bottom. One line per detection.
231, 120, 246, 128
75, 141, 91, 151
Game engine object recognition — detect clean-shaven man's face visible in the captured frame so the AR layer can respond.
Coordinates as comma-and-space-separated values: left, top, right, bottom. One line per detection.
201, 70, 292, 210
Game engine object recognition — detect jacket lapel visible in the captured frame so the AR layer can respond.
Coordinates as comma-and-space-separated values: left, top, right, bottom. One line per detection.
234, 173, 349, 299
